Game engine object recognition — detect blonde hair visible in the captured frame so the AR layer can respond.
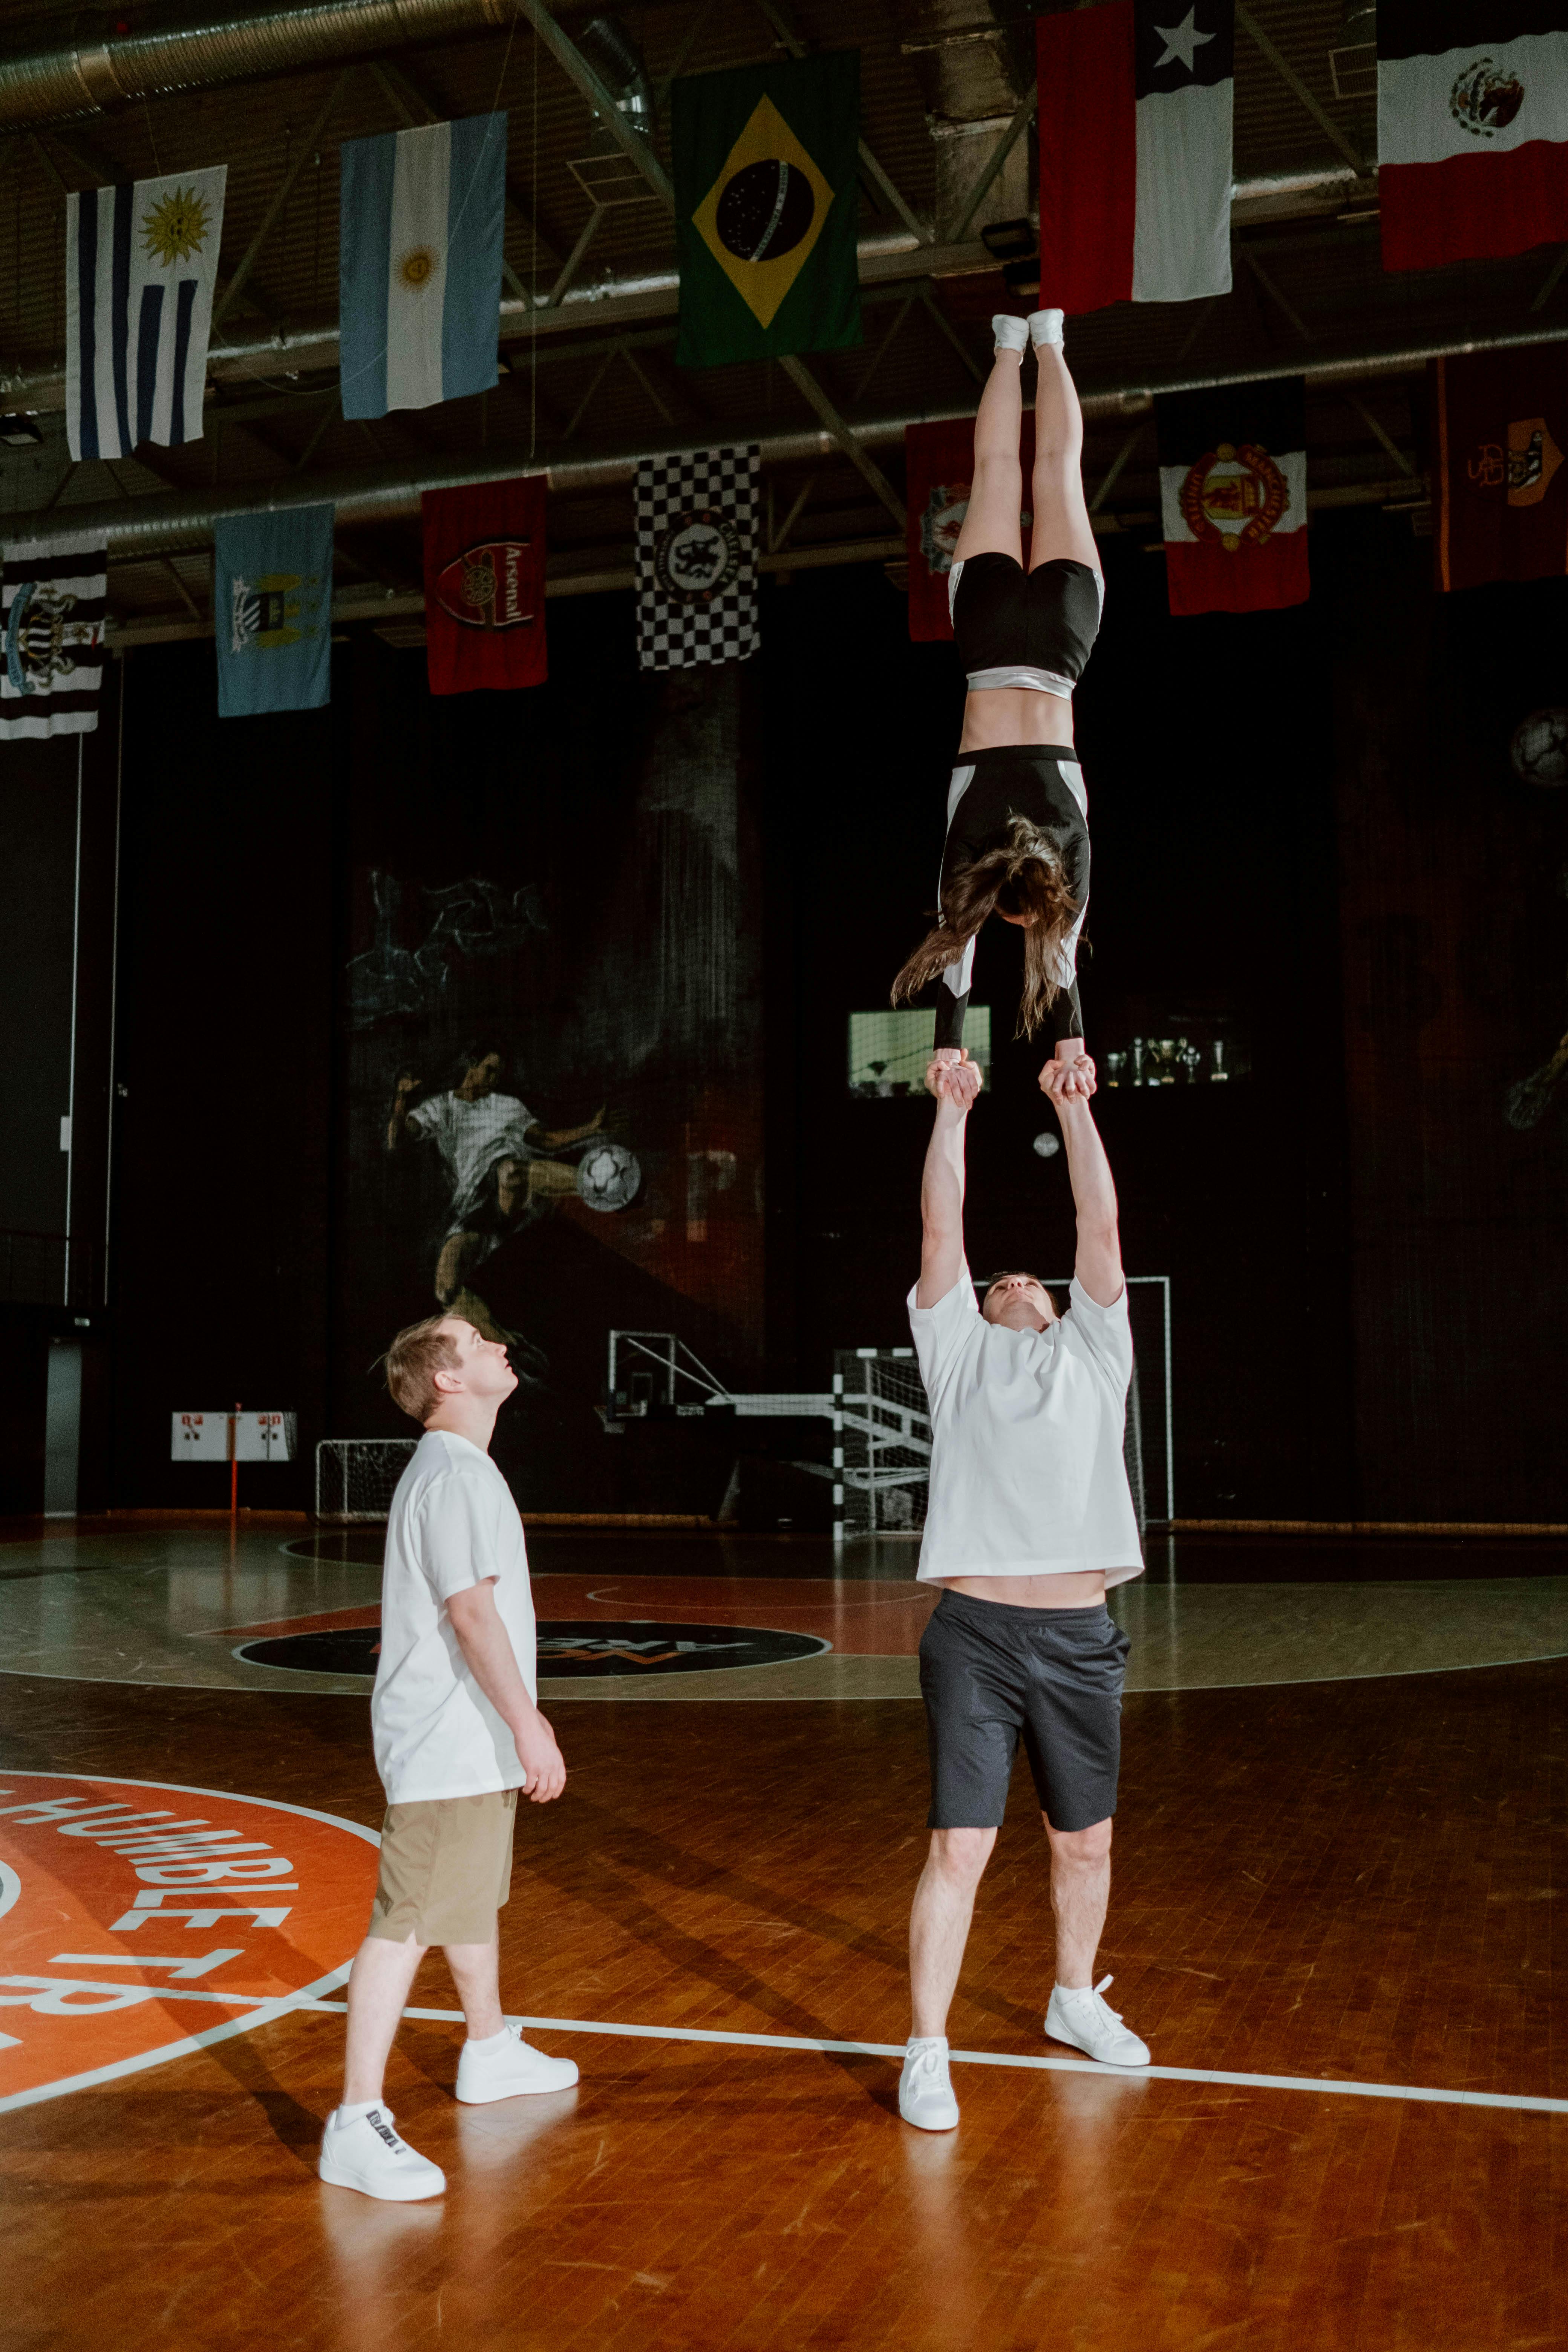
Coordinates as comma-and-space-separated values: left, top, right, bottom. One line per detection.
891, 816, 1079, 1040
382, 1314, 461, 1424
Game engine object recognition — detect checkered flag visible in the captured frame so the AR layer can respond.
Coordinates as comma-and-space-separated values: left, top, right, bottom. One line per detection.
636, 444, 760, 672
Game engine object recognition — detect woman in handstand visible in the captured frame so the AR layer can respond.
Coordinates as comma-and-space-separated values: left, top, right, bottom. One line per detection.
893, 308, 1102, 1094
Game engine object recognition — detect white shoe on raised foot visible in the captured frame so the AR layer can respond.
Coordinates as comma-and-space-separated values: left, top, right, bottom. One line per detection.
456, 2023, 580, 2105
1027, 306, 1066, 348
1045, 1976, 1150, 2069
992, 312, 1029, 357
318, 2105, 446, 2201
899, 2036, 960, 2131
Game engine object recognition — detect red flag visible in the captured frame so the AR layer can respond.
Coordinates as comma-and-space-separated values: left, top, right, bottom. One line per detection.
903, 416, 1035, 642
421, 476, 547, 694
1432, 346, 1568, 593
1156, 378, 1308, 616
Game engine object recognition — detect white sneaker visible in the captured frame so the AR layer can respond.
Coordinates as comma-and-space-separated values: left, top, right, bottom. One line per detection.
318, 2105, 446, 2200
455, 2024, 580, 2105
1045, 1976, 1150, 2068
898, 2036, 960, 2130
992, 312, 1029, 357
1027, 306, 1066, 348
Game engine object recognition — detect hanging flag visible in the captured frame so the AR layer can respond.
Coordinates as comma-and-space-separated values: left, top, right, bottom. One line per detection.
1156, 378, 1308, 616
1378, 6, 1568, 272
213, 504, 334, 718
903, 416, 1036, 642
1431, 346, 1568, 591
636, 446, 760, 671
422, 476, 547, 695
673, 55, 861, 368
0, 535, 108, 740
66, 168, 226, 461
1037, 1, 1233, 314
339, 114, 507, 421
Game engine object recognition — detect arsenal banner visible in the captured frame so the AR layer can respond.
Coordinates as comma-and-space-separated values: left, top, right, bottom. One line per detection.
421, 476, 547, 695
1037, 0, 1234, 314
0, 534, 108, 740
1379, 4, 1568, 273
1432, 346, 1568, 591
904, 417, 1035, 641
1156, 378, 1308, 616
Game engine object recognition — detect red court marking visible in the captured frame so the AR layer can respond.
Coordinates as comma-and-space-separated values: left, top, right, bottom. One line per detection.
0, 1773, 380, 2112
215, 1578, 939, 1655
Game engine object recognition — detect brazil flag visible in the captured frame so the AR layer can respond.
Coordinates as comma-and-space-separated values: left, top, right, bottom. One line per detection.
674, 51, 862, 370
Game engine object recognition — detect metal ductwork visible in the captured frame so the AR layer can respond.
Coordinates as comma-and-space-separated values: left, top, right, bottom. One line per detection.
8, 317, 1560, 565
0, 0, 517, 128
571, 13, 654, 141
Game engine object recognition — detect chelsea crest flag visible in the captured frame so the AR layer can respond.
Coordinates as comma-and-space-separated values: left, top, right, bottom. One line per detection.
339, 113, 507, 420
674, 53, 861, 369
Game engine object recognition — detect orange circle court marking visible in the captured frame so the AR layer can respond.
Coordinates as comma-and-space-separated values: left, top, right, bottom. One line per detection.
0, 1773, 381, 2113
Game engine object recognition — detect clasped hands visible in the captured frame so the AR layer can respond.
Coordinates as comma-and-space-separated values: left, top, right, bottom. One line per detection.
926, 1046, 1097, 1105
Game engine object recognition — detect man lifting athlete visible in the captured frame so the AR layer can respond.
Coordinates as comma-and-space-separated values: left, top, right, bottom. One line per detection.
899, 1046, 1149, 2132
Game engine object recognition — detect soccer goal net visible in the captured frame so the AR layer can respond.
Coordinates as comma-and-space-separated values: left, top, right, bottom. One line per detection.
315, 1438, 418, 1521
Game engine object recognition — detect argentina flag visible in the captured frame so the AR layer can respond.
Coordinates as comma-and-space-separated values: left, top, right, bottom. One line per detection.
338, 113, 507, 421
66, 167, 227, 461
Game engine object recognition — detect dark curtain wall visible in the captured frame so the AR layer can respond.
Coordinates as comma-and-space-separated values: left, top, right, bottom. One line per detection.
109, 642, 340, 1508
95, 506, 1566, 1519
1333, 541, 1568, 1520
0, 736, 83, 1239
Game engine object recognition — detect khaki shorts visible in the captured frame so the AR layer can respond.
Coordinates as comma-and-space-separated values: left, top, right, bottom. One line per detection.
367, 1789, 518, 1948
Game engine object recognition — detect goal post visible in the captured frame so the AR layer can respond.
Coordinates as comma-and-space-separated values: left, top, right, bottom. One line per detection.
314, 1438, 418, 1522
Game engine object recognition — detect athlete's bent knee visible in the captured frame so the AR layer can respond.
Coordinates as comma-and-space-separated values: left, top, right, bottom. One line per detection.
929, 1826, 995, 1882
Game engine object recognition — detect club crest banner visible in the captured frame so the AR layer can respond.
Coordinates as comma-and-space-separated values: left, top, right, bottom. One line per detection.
422, 476, 548, 695
0, 534, 108, 740
635, 446, 760, 672
213, 504, 334, 717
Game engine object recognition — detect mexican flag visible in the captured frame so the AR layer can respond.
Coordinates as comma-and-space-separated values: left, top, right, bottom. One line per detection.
673, 52, 862, 369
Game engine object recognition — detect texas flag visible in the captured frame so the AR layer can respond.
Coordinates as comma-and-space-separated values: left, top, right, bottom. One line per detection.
1037, 0, 1234, 314
338, 113, 507, 421
1379, 5, 1568, 271
1156, 377, 1308, 616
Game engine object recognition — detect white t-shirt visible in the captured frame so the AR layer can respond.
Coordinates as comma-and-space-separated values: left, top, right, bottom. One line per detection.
371, 1430, 537, 1804
908, 1268, 1144, 1586
406, 1089, 536, 1225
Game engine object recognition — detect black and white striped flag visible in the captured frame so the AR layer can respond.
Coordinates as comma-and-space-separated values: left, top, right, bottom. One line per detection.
66, 167, 227, 461
1, 536, 109, 740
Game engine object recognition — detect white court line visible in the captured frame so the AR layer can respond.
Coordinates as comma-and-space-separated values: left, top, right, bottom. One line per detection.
292, 2000, 1568, 2119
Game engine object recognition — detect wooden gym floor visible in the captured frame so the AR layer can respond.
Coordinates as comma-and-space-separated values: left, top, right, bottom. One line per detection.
2, 1524, 1564, 2350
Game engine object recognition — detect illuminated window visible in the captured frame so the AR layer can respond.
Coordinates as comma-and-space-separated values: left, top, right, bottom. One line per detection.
848, 1008, 991, 1097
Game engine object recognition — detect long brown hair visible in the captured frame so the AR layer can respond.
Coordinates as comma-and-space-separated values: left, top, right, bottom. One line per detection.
891, 816, 1079, 1039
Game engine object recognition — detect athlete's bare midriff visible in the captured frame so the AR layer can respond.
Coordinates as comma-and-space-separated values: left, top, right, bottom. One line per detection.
957, 688, 1076, 755
938, 1570, 1108, 1609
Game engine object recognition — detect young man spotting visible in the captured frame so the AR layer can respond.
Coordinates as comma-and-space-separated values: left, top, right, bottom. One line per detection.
318, 1315, 576, 2201
900, 1048, 1148, 2132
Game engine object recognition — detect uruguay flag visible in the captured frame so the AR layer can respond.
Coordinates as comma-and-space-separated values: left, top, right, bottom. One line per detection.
339, 114, 507, 421
66, 167, 227, 461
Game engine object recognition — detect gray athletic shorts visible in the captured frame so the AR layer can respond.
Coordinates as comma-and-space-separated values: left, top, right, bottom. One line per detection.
918, 1589, 1131, 1833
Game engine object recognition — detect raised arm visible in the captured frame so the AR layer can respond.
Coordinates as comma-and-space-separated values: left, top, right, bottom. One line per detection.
386, 1072, 421, 1152
1040, 1057, 1122, 1306
917, 1052, 982, 1307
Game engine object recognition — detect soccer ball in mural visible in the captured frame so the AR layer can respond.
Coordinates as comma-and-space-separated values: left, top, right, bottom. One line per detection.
1509, 708, 1568, 787
577, 1142, 642, 1213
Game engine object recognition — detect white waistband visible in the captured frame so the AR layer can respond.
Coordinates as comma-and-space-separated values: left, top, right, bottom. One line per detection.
965, 664, 1073, 698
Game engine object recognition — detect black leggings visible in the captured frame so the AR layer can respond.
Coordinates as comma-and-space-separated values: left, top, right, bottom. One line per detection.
934, 744, 1090, 1052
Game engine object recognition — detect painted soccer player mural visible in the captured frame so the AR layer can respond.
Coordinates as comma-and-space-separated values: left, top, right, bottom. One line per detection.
387, 1041, 629, 1341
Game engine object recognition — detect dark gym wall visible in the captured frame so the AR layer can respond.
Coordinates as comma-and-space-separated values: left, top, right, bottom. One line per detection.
0, 737, 83, 1240
92, 503, 1568, 1521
